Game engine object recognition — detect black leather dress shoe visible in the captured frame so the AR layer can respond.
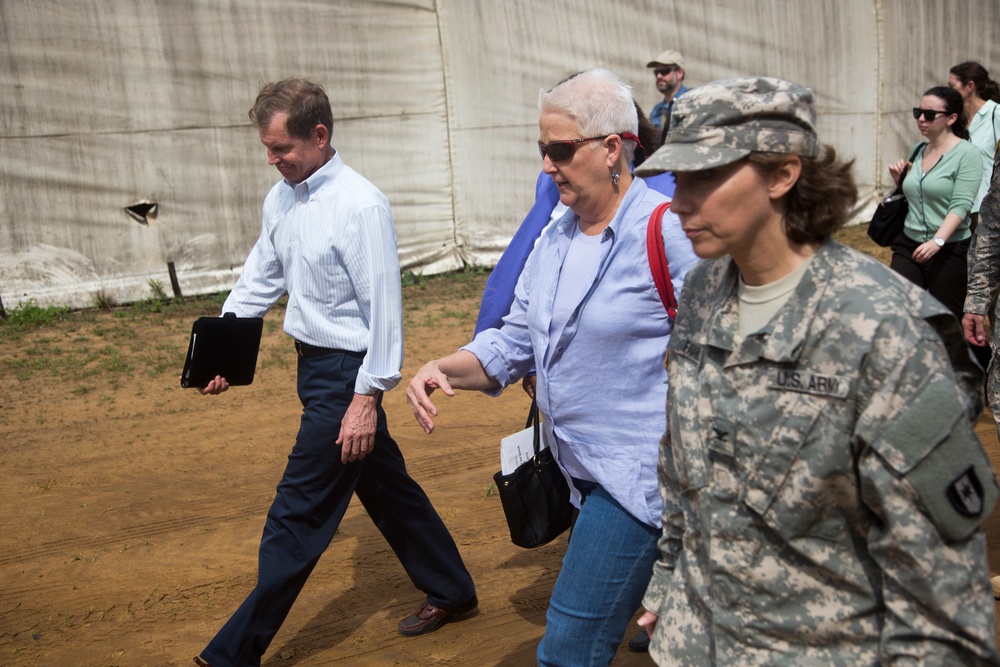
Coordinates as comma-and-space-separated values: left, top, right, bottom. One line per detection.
397, 595, 478, 637
628, 629, 650, 653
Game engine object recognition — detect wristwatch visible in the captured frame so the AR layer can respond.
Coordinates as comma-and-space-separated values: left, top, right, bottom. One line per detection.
933, 237, 945, 247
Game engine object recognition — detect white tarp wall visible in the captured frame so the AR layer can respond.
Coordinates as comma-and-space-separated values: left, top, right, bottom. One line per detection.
2, 0, 999, 309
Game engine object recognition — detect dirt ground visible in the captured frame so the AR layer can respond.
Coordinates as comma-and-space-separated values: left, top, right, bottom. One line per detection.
0, 273, 657, 667
2, 265, 1000, 667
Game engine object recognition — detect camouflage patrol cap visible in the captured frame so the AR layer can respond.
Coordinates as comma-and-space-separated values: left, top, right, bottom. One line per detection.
636, 77, 819, 175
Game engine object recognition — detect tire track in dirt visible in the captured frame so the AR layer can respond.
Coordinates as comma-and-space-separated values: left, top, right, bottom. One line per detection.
0, 501, 268, 567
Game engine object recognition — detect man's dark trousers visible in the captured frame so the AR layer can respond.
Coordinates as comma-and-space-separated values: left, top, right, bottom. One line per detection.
201, 349, 476, 666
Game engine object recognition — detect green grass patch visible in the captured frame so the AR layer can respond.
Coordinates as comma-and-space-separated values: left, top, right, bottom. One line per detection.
3, 300, 68, 327
0, 269, 495, 387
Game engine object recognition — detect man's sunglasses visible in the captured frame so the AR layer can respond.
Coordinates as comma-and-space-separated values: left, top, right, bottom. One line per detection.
912, 107, 949, 121
538, 132, 643, 162
654, 66, 679, 77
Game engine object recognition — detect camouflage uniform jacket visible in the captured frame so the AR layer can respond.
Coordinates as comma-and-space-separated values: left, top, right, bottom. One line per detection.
644, 239, 1000, 666
965, 151, 1000, 324
966, 149, 1000, 433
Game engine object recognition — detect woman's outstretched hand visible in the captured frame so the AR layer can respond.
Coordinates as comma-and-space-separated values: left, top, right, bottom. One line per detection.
406, 360, 455, 434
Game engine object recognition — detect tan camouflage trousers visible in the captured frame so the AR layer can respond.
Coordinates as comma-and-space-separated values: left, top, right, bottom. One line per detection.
990, 351, 1000, 440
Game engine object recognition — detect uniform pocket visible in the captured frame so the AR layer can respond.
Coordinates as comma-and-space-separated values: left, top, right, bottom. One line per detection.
741, 396, 854, 544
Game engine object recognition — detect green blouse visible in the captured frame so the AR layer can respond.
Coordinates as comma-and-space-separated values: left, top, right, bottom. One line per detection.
901, 139, 982, 243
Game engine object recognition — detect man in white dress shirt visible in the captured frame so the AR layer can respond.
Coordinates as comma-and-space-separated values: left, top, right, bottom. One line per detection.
192, 78, 476, 667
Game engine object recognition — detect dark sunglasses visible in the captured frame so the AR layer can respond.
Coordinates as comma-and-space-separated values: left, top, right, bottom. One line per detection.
537, 132, 643, 162
654, 66, 679, 77
912, 107, 949, 121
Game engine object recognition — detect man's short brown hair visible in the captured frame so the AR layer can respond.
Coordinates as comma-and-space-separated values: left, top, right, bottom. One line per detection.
248, 78, 334, 140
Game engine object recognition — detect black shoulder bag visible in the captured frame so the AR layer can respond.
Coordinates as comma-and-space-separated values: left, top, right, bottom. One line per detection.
867, 143, 926, 247
493, 398, 572, 548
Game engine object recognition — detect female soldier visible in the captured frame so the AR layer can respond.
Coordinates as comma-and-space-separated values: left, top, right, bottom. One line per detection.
635, 77, 1000, 666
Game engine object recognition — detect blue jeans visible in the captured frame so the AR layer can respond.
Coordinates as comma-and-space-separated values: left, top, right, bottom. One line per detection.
537, 481, 660, 667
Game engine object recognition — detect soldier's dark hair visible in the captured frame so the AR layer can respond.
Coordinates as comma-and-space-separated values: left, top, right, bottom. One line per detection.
924, 86, 969, 140
949, 61, 1000, 104
249, 79, 334, 140
747, 145, 857, 245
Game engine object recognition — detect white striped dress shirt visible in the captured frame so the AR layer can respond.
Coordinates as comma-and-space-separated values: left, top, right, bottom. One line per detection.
222, 151, 404, 394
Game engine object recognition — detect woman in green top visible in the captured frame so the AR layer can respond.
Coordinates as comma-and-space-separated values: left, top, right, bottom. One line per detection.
888, 85, 983, 317
948, 62, 1000, 225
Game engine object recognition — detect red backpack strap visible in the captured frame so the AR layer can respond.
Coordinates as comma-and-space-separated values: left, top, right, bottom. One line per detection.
646, 202, 677, 321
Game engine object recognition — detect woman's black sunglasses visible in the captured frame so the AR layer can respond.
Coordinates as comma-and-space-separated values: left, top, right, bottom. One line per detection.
538, 132, 643, 162
912, 107, 949, 121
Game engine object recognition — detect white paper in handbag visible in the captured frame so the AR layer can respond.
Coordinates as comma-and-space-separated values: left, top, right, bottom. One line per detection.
500, 424, 550, 475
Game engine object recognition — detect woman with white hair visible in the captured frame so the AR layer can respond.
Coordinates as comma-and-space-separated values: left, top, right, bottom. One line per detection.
406, 68, 697, 665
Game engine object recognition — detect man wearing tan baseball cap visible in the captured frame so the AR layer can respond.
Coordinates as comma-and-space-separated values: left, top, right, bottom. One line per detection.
646, 49, 689, 147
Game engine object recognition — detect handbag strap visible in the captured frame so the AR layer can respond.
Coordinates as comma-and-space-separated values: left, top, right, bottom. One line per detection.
899, 142, 927, 184
993, 106, 997, 155
646, 202, 677, 321
525, 397, 542, 457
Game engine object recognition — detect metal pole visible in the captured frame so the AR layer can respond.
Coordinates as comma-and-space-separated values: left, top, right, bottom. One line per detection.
167, 262, 183, 299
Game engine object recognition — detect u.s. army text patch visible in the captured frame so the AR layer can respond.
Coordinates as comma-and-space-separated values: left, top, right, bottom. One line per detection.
769, 369, 850, 399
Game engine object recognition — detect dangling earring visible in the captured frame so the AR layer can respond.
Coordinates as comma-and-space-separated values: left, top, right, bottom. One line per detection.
611, 168, 620, 186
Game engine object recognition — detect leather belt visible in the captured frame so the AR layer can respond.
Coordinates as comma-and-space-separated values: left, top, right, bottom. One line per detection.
294, 341, 341, 357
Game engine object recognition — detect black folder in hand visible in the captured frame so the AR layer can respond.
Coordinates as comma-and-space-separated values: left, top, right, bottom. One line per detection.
180, 313, 264, 388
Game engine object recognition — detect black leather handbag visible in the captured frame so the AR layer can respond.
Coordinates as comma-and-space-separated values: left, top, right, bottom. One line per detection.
493, 399, 573, 548
867, 143, 925, 247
